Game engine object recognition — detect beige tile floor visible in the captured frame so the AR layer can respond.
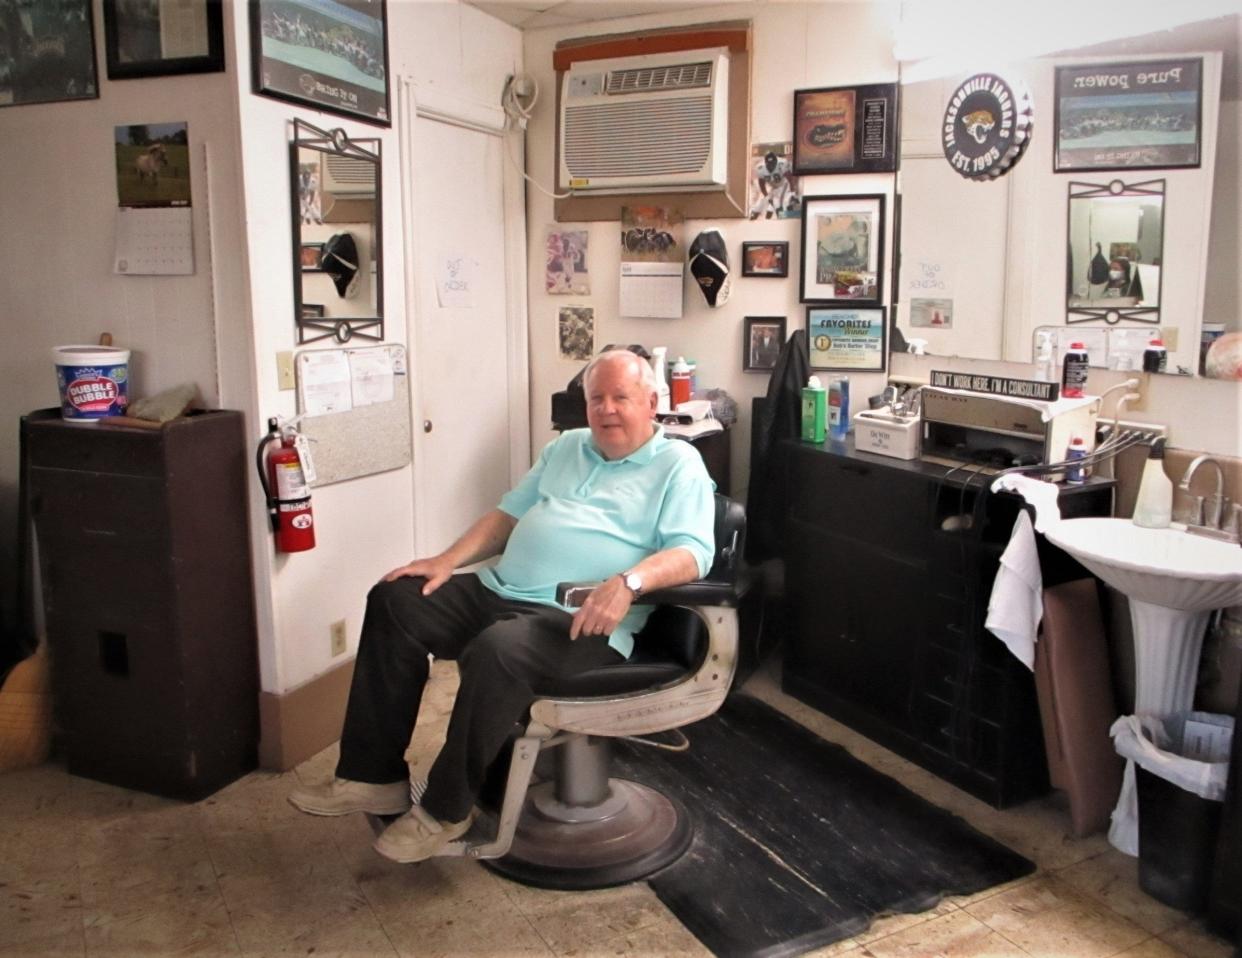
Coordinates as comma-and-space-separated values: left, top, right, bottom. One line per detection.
1, 660, 1234, 958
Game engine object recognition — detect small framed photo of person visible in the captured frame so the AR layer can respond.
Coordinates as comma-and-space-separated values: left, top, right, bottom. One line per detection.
741, 241, 789, 278
300, 242, 325, 271
744, 316, 787, 372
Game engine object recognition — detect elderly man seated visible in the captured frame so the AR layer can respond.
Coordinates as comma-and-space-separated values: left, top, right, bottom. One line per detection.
289, 349, 716, 863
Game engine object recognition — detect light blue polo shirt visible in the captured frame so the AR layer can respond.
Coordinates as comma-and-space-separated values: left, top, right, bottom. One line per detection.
477, 426, 716, 658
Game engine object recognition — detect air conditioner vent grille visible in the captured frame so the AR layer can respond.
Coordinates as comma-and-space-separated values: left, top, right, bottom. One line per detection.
563, 97, 713, 177
324, 154, 375, 189
606, 61, 711, 94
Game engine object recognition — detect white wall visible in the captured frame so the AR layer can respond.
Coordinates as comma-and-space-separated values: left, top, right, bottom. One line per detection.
521, 1, 901, 499
229, 0, 523, 693
0, 0, 523, 698
0, 0, 251, 638
523, 3, 1240, 482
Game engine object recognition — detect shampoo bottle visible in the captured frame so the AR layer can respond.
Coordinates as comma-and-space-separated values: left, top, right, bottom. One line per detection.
1062, 342, 1089, 398
1132, 438, 1173, 529
801, 376, 826, 443
670, 356, 692, 407
828, 376, 850, 440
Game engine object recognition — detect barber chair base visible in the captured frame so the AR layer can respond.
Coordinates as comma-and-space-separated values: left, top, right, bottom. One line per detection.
483, 779, 693, 890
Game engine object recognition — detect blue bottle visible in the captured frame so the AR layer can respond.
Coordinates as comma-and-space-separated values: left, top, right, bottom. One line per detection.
828, 376, 850, 440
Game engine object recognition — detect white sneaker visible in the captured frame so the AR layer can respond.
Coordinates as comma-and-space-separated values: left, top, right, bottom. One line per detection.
288, 777, 412, 816
373, 805, 475, 863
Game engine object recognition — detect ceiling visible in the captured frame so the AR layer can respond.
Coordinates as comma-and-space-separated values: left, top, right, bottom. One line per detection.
463, 1, 749, 31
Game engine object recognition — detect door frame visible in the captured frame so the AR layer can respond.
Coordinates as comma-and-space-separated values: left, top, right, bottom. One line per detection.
398, 76, 531, 556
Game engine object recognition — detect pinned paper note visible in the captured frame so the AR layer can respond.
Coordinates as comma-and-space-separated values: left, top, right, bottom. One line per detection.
349, 348, 394, 407
437, 252, 474, 308
298, 349, 353, 416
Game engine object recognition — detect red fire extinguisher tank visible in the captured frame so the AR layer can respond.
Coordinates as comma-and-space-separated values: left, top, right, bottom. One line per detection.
256, 418, 315, 553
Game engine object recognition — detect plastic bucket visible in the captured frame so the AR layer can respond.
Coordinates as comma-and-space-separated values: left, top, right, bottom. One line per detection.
52, 345, 131, 423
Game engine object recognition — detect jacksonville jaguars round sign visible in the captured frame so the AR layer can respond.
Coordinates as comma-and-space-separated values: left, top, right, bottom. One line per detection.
942, 73, 1033, 181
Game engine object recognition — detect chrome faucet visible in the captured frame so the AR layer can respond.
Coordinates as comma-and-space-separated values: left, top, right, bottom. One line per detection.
1179, 455, 1237, 542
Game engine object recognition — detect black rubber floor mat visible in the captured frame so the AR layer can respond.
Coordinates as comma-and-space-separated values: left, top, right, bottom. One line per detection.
612, 694, 1036, 958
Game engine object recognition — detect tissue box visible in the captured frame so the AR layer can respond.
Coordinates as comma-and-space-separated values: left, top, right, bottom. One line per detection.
853, 409, 921, 460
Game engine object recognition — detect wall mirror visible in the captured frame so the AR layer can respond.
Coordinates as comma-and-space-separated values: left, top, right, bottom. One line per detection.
290, 119, 383, 344
1067, 179, 1164, 325
891, 22, 1229, 377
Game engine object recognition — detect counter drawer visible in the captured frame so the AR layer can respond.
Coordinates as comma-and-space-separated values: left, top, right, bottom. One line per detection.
786, 447, 930, 552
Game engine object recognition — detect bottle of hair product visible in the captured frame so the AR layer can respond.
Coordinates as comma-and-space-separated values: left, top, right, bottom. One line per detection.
650, 346, 671, 413
1142, 338, 1168, 373
686, 359, 698, 396
1061, 342, 1089, 398
828, 376, 850, 440
670, 356, 692, 408
801, 376, 826, 443
1034, 332, 1055, 383
1065, 436, 1088, 484
1132, 438, 1173, 529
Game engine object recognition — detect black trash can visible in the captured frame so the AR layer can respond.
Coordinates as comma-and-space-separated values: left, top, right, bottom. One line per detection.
1136, 763, 1225, 911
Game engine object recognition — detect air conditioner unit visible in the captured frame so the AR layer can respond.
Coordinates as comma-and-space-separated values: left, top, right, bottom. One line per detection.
558, 47, 730, 195
321, 152, 375, 196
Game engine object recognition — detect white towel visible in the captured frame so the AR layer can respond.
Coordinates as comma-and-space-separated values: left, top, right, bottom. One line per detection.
990, 473, 1062, 532
985, 510, 1043, 670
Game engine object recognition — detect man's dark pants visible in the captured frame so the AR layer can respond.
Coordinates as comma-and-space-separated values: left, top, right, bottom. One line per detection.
336, 574, 623, 823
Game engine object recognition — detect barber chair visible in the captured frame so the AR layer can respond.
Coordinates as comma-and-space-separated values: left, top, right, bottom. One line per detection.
377, 495, 744, 889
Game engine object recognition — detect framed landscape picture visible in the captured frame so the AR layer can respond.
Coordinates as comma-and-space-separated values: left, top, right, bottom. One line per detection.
251, 0, 391, 126
793, 83, 898, 175
1054, 59, 1202, 172
799, 194, 885, 305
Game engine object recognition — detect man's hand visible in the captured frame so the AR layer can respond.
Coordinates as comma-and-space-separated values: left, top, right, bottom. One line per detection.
383, 554, 455, 595
569, 575, 634, 640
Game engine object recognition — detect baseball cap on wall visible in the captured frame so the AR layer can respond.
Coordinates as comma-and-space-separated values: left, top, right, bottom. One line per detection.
688, 229, 731, 308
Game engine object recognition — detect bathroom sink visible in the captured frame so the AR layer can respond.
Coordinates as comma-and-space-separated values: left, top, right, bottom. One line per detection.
1046, 517, 1242, 612
1046, 517, 1242, 856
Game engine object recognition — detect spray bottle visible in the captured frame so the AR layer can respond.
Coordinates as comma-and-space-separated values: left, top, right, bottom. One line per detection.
1034, 331, 1055, 382
650, 346, 671, 413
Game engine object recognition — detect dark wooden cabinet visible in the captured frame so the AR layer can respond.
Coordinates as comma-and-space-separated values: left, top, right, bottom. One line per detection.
24, 409, 259, 800
780, 438, 1113, 808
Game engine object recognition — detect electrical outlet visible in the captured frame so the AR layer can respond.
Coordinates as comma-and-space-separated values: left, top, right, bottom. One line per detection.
330, 619, 347, 657
276, 351, 295, 391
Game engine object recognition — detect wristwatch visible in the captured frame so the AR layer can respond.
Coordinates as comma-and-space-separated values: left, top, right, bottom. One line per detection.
620, 570, 644, 598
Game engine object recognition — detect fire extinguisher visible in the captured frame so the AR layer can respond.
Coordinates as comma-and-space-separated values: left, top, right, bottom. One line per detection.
256, 417, 316, 553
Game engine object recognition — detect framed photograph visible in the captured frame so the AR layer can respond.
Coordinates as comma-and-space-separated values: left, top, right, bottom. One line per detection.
300, 242, 325, 271
793, 83, 898, 175
251, 0, 391, 127
744, 317, 787, 372
0, 0, 98, 108
103, 0, 224, 79
1054, 59, 1202, 172
741, 241, 789, 278
807, 307, 887, 372
800, 194, 885, 305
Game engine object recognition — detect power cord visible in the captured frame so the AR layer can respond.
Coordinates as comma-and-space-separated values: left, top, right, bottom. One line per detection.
500, 73, 573, 200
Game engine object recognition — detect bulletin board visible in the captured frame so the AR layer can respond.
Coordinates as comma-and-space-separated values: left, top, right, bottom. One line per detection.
295, 343, 411, 486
